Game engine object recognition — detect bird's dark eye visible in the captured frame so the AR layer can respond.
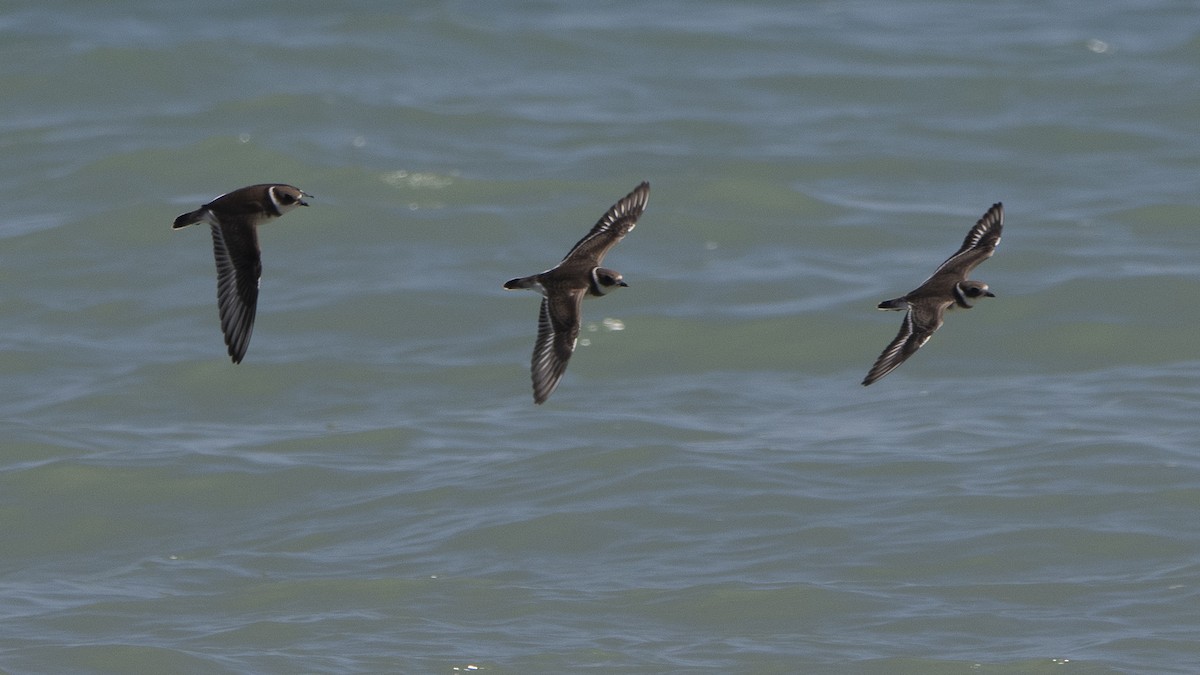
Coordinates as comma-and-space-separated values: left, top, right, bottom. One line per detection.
279, 194, 296, 204
965, 286, 983, 297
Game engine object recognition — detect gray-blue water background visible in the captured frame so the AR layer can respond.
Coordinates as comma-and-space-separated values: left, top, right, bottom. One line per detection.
2, 1, 1200, 673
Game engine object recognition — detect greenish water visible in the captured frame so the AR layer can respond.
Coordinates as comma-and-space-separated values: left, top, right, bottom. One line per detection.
2, 1, 1200, 673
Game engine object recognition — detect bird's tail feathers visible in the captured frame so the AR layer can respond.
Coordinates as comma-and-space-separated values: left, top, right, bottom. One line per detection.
504, 275, 538, 291
172, 209, 207, 229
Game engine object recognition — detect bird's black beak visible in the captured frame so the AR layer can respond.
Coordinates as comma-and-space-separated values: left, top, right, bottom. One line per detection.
984, 290, 995, 297
300, 191, 313, 207
618, 280, 629, 288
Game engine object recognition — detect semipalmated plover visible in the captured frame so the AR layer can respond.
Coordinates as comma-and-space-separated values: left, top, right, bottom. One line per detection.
173, 183, 310, 363
862, 202, 1003, 386
504, 182, 649, 404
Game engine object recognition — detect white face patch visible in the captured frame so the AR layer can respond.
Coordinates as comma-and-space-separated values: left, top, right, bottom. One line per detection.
266, 186, 283, 215
267, 186, 289, 215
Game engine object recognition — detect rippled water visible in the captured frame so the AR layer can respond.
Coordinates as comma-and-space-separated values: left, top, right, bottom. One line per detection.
2, 1, 1200, 673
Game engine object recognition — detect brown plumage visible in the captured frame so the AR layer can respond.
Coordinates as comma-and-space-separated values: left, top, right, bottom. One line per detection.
173, 183, 309, 363
504, 182, 649, 404
863, 202, 1003, 386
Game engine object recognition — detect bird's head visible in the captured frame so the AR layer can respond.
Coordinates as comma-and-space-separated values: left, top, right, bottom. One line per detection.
590, 267, 628, 296
954, 280, 994, 308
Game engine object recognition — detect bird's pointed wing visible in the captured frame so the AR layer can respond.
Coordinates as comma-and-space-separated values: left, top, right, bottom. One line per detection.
210, 220, 262, 363
861, 303, 945, 386
561, 182, 649, 266
530, 291, 585, 404
927, 202, 1003, 281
